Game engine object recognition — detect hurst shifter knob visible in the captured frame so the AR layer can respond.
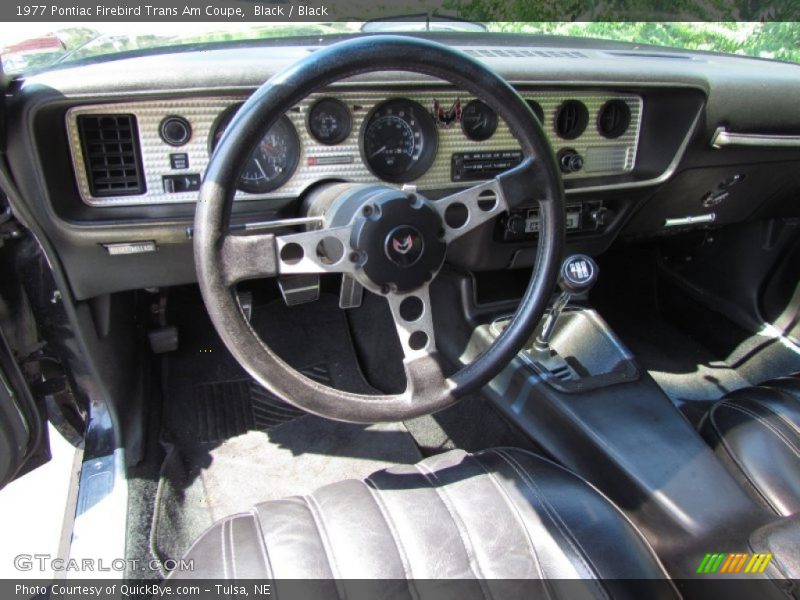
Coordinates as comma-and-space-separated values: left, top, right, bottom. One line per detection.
558, 254, 598, 295
534, 254, 598, 352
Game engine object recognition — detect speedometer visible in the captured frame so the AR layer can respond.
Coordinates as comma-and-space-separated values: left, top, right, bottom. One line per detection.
211, 106, 300, 194
361, 99, 437, 183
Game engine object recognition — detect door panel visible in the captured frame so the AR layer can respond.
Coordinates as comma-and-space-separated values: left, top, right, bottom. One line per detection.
0, 324, 48, 489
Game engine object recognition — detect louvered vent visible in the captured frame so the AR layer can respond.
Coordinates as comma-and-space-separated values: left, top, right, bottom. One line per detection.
554, 100, 589, 140
78, 114, 145, 197
464, 48, 586, 59
597, 99, 631, 139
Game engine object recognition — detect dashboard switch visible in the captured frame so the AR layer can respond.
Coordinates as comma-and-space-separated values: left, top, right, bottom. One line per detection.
170, 153, 189, 170
163, 174, 201, 193
506, 214, 526, 235
589, 206, 612, 227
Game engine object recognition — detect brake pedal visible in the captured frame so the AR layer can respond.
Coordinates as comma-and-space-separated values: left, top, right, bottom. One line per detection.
148, 326, 179, 354
147, 291, 178, 353
278, 274, 320, 306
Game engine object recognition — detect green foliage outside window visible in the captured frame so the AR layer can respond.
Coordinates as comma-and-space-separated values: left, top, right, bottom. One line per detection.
481, 22, 800, 64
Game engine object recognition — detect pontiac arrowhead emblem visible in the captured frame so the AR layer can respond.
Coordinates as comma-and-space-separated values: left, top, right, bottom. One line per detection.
392, 234, 414, 255
385, 226, 424, 267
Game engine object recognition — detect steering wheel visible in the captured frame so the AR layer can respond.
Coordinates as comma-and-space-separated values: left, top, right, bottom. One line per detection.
194, 36, 565, 423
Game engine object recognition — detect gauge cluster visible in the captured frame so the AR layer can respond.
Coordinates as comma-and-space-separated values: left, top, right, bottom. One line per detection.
66, 90, 642, 207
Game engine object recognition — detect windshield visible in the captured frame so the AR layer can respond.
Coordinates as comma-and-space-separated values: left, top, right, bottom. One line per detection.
2, 21, 799, 75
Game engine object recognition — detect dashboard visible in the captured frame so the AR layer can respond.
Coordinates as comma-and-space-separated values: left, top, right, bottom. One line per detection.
65, 90, 642, 207
6, 34, 800, 300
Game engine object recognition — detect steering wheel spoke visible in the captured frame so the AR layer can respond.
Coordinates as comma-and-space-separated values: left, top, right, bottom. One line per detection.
220, 233, 279, 287
434, 157, 539, 243
275, 225, 355, 276
385, 285, 437, 361
383, 285, 453, 399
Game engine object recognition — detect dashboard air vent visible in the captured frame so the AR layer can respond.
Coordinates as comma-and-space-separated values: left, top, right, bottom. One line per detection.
77, 114, 145, 197
597, 99, 631, 139
554, 100, 589, 140
464, 48, 586, 59
606, 51, 695, 60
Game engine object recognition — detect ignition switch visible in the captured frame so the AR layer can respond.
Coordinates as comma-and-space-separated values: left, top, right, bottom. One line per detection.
557, 148, 584, 173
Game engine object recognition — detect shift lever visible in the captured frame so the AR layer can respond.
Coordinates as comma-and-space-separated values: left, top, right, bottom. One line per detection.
534, 254, 598, 352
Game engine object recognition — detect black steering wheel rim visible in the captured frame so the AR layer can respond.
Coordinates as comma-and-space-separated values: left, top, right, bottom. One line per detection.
194, 35, 564, 423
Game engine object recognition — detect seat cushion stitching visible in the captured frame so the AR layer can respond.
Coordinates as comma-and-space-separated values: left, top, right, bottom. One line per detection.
362, 478, 418, 599
749, 396, 800, 439
413, 461, 492, 600
721, 402, 800, 458
468, 453, 552, 593
362, 478, 414, 579
249, 508, 274, 579
495, 449, 609, 600
481, 448, 675, 587
303, 496, 340, 579
707, 405, 781, 514
494, 449, 600, 577
229, 515, 237, 579
303, 493, 344, 585
220, 518, 229, 579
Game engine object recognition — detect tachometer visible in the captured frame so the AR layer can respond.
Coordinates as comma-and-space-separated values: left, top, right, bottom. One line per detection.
211, 106, 300, 194
361, 99, 437, 183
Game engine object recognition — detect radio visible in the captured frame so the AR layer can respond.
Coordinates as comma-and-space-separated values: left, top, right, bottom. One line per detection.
496, 201, 611, 242
451, 150, 523, 182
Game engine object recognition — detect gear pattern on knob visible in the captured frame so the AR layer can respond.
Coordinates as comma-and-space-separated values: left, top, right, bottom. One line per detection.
560, 254, 598, 294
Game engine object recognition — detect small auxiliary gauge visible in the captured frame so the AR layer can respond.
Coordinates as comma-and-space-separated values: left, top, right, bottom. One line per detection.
461, 99, 498, 141
307, 98, 352, 145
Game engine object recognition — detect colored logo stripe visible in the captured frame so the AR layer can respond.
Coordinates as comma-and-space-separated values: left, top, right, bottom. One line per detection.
745, 553, 773, 573
721, 553, 749, 573
697, 553, 773, 574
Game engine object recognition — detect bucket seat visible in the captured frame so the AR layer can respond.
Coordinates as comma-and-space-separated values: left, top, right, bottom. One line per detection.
168, 447, 676, 599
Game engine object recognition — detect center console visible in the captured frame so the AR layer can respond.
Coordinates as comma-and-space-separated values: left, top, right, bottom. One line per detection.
435, 261, 778, 581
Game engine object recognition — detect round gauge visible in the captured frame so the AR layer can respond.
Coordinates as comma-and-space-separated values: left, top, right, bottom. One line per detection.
362, 99, 438, 183
211, 107, 300, 194
307, 98, 351, 145
461, 99, 498, 141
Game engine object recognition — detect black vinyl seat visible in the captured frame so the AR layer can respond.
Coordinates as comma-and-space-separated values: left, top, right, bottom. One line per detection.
168, 447, 676, 598
701, 374, 800, 517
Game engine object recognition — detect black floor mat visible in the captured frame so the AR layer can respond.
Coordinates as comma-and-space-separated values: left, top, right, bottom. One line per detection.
193, 372, 317, 443
162, 292, 375, 446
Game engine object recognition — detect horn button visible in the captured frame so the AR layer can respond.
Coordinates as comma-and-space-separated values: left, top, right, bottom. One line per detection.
352, 191, 446, 293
